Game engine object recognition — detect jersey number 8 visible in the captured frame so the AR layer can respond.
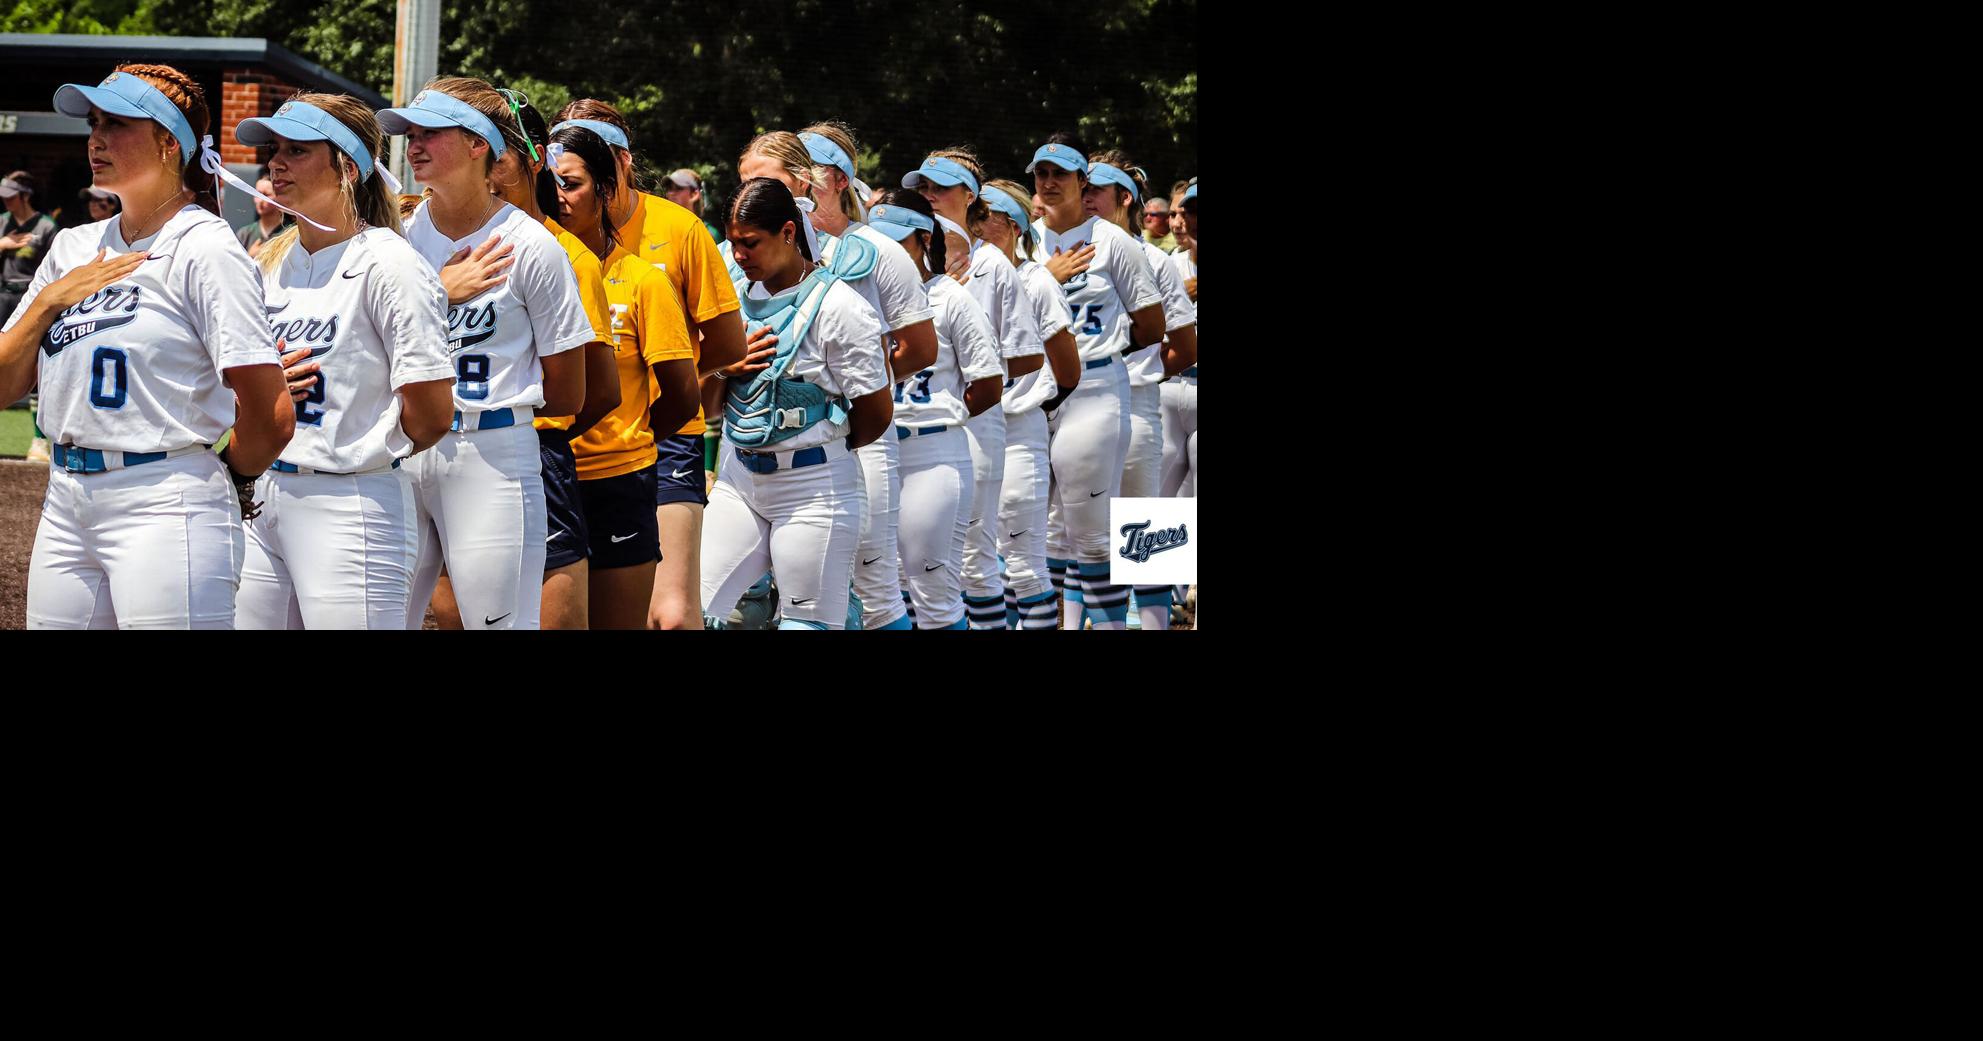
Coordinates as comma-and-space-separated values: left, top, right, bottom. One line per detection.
457, 354, 491, 400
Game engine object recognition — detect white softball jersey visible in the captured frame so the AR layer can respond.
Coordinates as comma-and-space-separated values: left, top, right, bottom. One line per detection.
965, 240, 1043, 363
738, 276, 891, 452
1006, 259, 1075, 415
1029, 215, 1162, 364
828, 221, 935, 334
3, 206, 280, 452
1126, 239, 1198, 388
404, 201, 592, 413
893, 275, 1004, 430
264, 227, 454, 473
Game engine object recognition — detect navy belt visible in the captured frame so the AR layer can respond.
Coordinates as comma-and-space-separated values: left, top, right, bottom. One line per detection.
272, 458, 401, 475
895, 424, 949, 440
734, 445, 828, 474
450, 406, 524, 432
1085, 356, 1115, 370
1182, 365, 1197, 377
52, 445, 168, 474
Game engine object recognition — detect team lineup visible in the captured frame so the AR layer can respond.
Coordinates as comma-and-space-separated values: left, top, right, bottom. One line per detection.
0, 62, 1198, 630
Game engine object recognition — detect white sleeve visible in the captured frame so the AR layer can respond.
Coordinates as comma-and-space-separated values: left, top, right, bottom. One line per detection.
371, 246, 456, 389
1109, 235, 1162, 315
518, 235, 596, 358
993, 263, 1042, 358
951, 293, 1006, 383
1027, 270, 1072, 342
821, 286, 890, 400
868, 236, 935, 332
183, 226, 280, 370
1, 230, 66, 333
1149, 247, 1196, 333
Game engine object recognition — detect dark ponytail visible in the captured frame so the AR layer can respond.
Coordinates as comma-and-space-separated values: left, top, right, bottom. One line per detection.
874, 188, 942, 275
729, 177, 812, 261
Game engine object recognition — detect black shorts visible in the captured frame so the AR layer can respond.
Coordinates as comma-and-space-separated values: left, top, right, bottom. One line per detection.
652, 432, 709, 507
581, 462, 661, 569
540, 428, 589, 571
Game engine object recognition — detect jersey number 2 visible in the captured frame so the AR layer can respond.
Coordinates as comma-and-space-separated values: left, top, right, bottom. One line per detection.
295, 371, 328, 426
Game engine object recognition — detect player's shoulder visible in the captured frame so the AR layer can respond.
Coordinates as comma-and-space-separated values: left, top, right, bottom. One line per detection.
494, 205, 559, 250
1090, 217, 1138, 250
822, 277, 883, 327
639, 191, 702, 238
172, 207, 245, 249
350, 227, 438, 281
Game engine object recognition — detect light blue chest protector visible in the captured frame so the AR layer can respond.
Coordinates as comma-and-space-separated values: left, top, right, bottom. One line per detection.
724, 232, 878, 449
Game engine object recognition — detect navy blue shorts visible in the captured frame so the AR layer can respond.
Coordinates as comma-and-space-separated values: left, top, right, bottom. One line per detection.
540, 428, 589, 571
581, 462, 661, 569
653, 432, 709, 507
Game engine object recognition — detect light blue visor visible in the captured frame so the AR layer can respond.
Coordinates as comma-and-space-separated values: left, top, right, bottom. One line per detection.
901, 156, 978, 196
1030, 143, 1087, 175
379, 90, 506, 159
800, 132, 856, 182
236, 100, 378, 180
1183, 183, 1197, 203
549, 119, 629, 151
984, 186, 1031, 228
867, 204, 934, 241
1087, 162, 1139, 203
54, 71, 199, 165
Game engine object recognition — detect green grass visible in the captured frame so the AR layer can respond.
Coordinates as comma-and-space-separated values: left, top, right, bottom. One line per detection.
0, 407, 34, 459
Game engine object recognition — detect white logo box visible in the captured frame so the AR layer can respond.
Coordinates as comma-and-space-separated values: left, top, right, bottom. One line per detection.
1109, 498, 1197, 585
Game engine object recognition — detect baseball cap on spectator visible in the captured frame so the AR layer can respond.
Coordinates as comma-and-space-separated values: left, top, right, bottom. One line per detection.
663, 169, 701, 191
1, 171, 35, 198
82, 186, 115, 200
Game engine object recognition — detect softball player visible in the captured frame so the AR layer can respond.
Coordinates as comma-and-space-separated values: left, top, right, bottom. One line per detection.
381, 77, 593, 630
1030, 134, 1166, 630
736, 130, 936, 630
553, 99, 748, 630
868, 192, 1004, 629
551, 123, 699, 630
905, 149, 1045, 629
230, 94, 456, 629
979, 178, 1083, 629
1084, 153, 1197, 629
1161, 183, 1197, 499
0, 64, 292, 628
700, 178, 894, 629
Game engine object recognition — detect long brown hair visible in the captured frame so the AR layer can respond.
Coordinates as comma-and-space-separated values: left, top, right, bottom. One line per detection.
795, 120, 867, 224
113, 63, 219, 216
925, 146, 990, 236
1087, 147, 1147, 236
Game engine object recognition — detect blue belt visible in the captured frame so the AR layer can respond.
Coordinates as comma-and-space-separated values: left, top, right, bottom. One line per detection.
1182, 365, 1197, 377
52, 445, 168, 474
450, 406, 523, 432
895, 424, 949, 440
272, 458, 401, 475
1085, 356, 1115, 370
734, 445, 828, 474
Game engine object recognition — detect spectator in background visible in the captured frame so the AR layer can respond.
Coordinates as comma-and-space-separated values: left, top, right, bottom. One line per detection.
1142, 196, 1177, 252
661, 168, 722, 242
235, 176, 289, 258
1169, 180, 1194, 256
2, 171, 62, 324
81, 186, 121, 224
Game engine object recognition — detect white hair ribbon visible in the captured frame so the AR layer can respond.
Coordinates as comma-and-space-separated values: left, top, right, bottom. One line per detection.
934, 212, 970, 244
198, 134, 336, 232
377, 163, 404, 195
545, 143, 569, 189
792, 195, 824, 262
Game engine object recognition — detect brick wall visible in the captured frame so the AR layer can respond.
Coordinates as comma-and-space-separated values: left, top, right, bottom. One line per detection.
217, 67, 300, 166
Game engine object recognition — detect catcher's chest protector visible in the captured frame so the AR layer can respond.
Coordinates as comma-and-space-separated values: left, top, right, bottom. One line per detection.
724, 234, 880, 449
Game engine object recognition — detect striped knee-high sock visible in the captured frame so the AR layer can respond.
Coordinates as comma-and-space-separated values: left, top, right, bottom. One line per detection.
1078, 561, 1129, 629
964, 594, 1006, 630
902, 590, 915, 626
1004, 589, 1019, 629
1049, 557, 1081, 629
1016, 589, 1059, 630
1133, 585, 1173, 631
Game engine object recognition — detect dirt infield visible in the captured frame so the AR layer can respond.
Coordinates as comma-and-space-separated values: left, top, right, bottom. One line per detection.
1, 460, 44, 630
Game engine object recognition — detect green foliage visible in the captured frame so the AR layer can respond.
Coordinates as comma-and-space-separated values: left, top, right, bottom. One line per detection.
14, 0, 1197, 196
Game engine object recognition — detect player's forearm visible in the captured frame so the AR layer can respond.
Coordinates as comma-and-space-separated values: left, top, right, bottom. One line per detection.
1007, 353, 1046, 379
538, 349, 586, 417
647, 359, 699, 436
0, 298, 60, 404
700, 373, 728, 433
964, 377, 1002, 417
1043, 329, 1080, 388
1162, 324, 1197, 377
845, 390, 893, 449
695, 312, 745, 374
397, 378, 456, 454
1128, 305, 1165, 354
566, 342, 620, 440
225, 364, 296, 474
890, 320, 938, 376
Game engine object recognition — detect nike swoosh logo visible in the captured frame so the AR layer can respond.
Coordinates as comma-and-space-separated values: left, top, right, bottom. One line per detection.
450, 329, 496, 353
925, 563, 945, 571
484, 613, 511, 626
647, 243, 665, 250
610, 533, 636, 543
265, 301, 289, 314
341, 270, 362, 279
791, 597, 815, 606
1090, 490, 1106, 497
863, 556, 882, 567
546, 532, 559, 541
671, 468, 693, 479
1008, 530, 1029, 538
